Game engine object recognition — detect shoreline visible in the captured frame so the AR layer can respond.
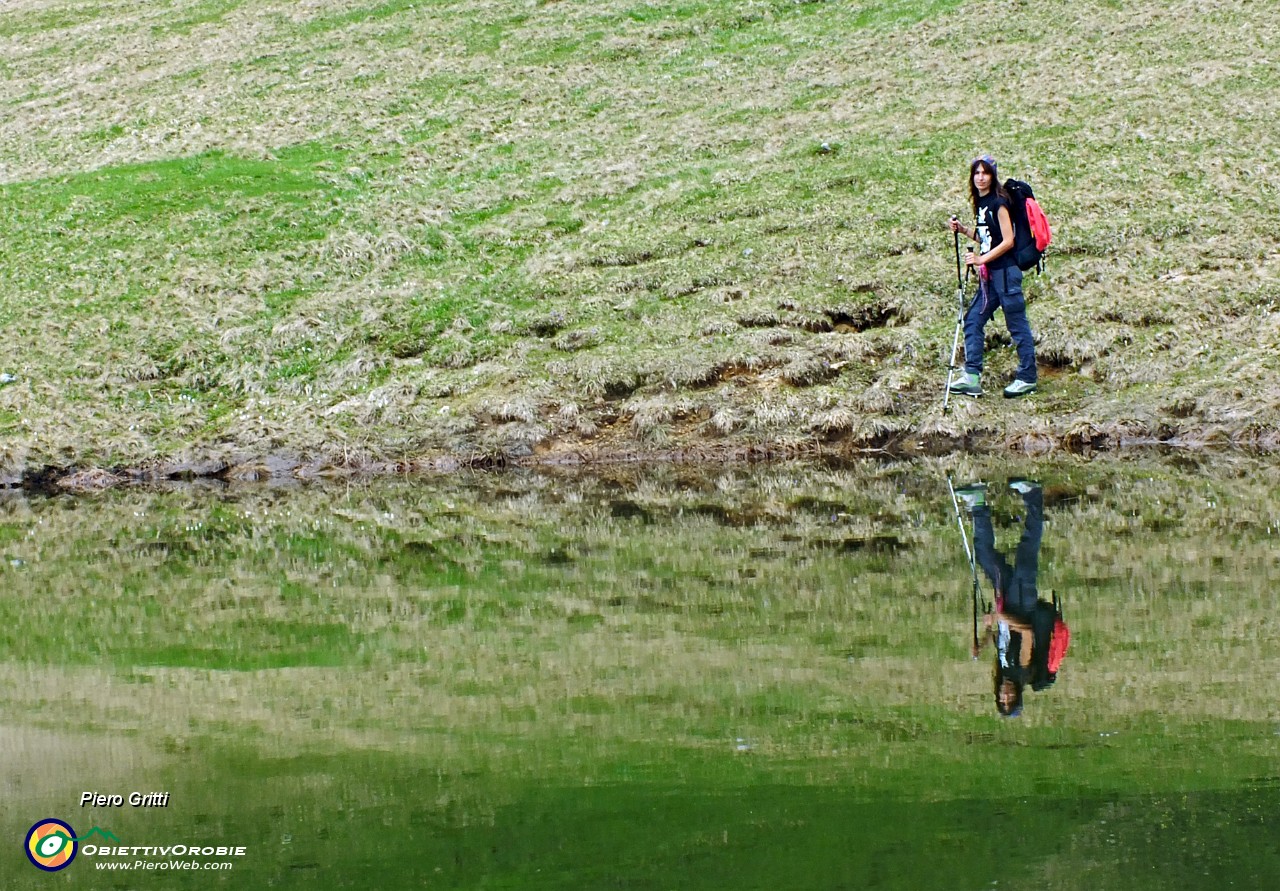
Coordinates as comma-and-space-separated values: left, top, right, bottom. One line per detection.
13, 421, 1278, 495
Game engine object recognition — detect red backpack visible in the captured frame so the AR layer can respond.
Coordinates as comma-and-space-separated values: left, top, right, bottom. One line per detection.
1004, 178, 1053, 272
1026, 197, 1052, 252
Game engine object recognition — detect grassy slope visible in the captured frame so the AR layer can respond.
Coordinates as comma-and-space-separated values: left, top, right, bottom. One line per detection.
1, 0, 1279, 479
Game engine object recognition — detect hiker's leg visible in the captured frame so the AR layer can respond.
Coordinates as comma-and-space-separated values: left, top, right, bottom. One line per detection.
998, 268, 1037, 383
962, 281, 999, 376
973, 505, 1011, 598
1008, 487, 1044, 612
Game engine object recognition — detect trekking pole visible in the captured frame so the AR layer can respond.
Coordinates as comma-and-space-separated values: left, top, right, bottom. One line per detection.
953, 218, 964, 289
972, 579, 980, 657
942, 218, 970, 414
947, 476, 982, 658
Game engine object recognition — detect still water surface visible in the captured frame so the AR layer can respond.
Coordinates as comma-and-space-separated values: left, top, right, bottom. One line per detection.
3, 457, 1277, 889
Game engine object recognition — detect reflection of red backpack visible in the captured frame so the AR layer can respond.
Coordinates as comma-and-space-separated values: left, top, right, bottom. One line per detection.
1047, 612, 1070, 674
1031, 594, 1069, 691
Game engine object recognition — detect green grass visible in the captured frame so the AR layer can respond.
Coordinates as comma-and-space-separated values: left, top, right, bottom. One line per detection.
150, 0, 242, 37
0, 0, 111, 38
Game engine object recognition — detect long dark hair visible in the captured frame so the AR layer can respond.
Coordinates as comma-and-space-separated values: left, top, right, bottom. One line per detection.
969, 158, 1008, 216
994, 665, 1025, 717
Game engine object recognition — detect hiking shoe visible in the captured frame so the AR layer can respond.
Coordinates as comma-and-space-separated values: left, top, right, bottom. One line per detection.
948, 372, 982, 397
1009, 479, 1041, 495
954, 483, 987, 509
1003, 379, 1036, 398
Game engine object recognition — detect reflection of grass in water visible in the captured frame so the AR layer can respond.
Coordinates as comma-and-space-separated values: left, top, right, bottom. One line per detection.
0, 457, 1276, 766
422, 783, 1280, 891
112, 619, 362, 670
3, 457, 1278, 888
111, 741, 1278, 891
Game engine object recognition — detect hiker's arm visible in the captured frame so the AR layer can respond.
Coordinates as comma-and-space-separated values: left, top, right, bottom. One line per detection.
980, 205, 1016, 263
951, 219, 981, 244
993, 611, 1035, 666
971, 614, 996, 657
995, 611, 1031, 633
966, 206, 1017, 266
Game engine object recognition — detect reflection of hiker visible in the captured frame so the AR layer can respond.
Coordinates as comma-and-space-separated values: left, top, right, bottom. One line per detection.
957, 480, 1067, 717
947, 155, 1038, 399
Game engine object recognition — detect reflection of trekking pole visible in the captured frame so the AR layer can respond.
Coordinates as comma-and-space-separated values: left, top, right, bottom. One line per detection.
946, 476, 982, 657
942, 219, 971, 414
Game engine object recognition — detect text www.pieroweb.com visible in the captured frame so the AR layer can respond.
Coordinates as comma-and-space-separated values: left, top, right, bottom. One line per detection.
95, 859, 235, 871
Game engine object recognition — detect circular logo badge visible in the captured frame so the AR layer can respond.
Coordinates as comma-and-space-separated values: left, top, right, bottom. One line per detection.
25, 819, 77, 871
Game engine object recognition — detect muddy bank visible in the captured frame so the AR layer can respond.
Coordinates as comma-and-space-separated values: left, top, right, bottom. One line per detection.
8, 420, 1278, 496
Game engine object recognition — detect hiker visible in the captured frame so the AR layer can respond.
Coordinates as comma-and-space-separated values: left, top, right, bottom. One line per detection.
956, 480, 1054, 717
947, 155, 1038, 399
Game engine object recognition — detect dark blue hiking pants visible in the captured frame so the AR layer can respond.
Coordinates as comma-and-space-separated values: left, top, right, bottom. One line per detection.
973, 487, 1044, 615
963, 266, 1037, 384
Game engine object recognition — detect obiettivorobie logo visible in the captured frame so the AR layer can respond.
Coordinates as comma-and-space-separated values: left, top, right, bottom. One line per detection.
24, 820, 248, 873
24, 820, 120, 872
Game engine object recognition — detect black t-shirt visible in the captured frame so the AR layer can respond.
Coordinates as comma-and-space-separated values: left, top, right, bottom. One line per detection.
975, 192, 1015, 271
